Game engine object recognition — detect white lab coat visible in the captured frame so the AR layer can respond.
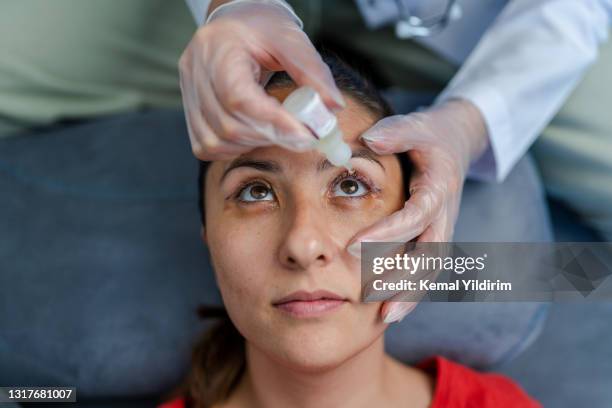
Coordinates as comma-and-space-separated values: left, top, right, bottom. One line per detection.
186, 0, 612, 182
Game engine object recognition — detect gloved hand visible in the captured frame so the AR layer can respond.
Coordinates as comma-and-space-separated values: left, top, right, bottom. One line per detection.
179, 0, 345, 160
349, 99, 489, 323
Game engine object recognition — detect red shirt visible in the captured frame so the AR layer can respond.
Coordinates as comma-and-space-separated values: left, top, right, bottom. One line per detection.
160, 356, 540, 408
418, 356, 540, 407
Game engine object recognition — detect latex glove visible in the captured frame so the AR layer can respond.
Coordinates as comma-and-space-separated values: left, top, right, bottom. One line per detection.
349, 99, 489, 323
179, 0, 345, 160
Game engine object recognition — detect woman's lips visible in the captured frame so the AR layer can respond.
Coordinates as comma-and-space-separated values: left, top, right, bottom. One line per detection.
275, 299, 347, 317
273, 290, 348, 318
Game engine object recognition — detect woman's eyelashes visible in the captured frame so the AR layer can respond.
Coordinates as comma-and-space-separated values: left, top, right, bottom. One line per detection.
231, 170, 379, 204
329, 171, 377, 199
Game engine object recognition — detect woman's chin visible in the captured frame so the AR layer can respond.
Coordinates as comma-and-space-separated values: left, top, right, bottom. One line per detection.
272, 342, 354, 374
256, 324, 377, 373
240, 303, 386, 373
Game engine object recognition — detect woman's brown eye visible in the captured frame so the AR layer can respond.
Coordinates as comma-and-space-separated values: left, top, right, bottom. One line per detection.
333, 177, 369, 197
341, 179, 358, 194
250, 184, 269, 199
238, 183, 274, 202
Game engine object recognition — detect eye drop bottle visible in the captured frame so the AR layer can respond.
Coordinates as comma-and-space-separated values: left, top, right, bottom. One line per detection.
282, 86, 352, 169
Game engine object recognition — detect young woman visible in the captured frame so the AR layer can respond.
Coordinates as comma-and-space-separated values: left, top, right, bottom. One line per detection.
162, 54, 539, 408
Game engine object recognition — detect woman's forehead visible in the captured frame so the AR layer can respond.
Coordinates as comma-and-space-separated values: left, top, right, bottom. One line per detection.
206, 87, 389, 178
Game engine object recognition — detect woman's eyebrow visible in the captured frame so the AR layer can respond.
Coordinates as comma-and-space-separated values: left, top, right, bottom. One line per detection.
220, 158, 282, 183
220, 148, 383, 182
317, 147, 385, 172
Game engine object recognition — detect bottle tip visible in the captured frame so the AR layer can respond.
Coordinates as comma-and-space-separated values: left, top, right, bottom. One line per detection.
326, 141, 352, 168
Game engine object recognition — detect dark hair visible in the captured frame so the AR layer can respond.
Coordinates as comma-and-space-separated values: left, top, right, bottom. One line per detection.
186, 52, 411, 408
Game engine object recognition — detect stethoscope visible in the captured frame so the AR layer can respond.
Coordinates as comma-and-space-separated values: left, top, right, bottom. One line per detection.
392, 0, 463, 38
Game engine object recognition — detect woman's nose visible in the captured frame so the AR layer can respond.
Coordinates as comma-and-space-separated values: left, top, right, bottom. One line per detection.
278, 204, 338, 271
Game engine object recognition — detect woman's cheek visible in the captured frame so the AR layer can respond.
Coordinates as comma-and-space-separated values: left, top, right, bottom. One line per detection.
222, 200, 278, 220
329, 195, 390, 232
209, 216, 275, 298
215, 205, 276, 252
209, 225, 276, 342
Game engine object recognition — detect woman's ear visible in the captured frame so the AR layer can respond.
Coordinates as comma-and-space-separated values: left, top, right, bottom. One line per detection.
200, 226, 208, 245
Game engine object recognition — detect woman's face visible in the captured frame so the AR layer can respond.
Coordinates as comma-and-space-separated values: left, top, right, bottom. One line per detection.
204, 86, 405, 372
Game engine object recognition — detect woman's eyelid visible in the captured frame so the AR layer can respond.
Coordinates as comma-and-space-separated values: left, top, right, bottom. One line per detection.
241, 179, 274, 195
239, 182, 275, 202
341, 163, 379, 185
338, 172, 370, 188
220, 168, 275, 197
330, 168, 380, 198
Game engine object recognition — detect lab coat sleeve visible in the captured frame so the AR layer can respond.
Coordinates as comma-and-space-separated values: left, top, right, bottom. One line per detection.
436, 0, 612, 182
185, 0, 211, 25
184, 0, 302, 27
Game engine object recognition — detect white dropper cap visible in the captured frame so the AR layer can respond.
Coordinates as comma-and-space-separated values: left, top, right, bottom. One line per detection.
316, 127, 352, 168
282, 86, 352, 168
